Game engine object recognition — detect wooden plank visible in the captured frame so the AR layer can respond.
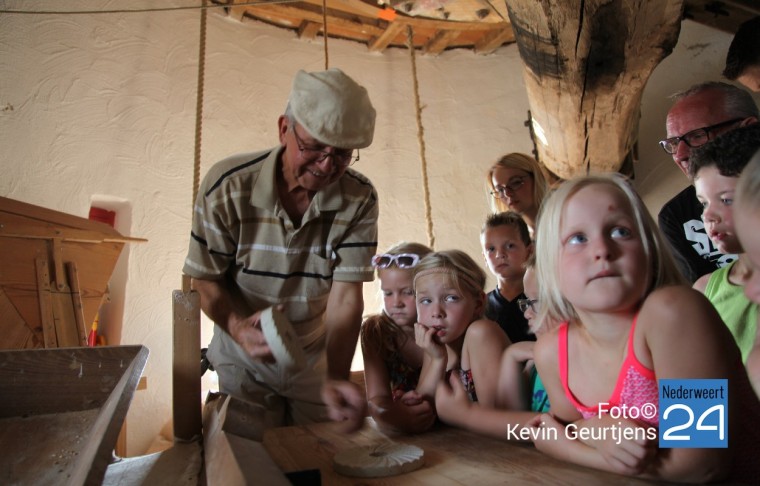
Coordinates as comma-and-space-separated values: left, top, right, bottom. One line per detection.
173, 289, 202, 442
0, 220, 146, 243
115, 377, 148, 458
0, 196, 123, 238
203, 393, 290, 486
423, 29, 460, 55
243, 4, 369, 32
227, 0, 249, 23
264, 418, 664, 485
368, 21, 404, 52
297, 20, 322, 40
473, 26, 516, 54
35, 258, 57, 348
66, 262, 89, 347
302, 0, 510, 30
0, 287, 34, 349
51, 238, 66, 291
103, 441, 203, 486
51, 287, 80, 347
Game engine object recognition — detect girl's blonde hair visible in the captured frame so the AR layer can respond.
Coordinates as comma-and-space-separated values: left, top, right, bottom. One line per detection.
486, 153, 549, 215
534, 173, 685, 330
361, 241, 433, 357
736, 149, 760, 211
413, 250, 487, 318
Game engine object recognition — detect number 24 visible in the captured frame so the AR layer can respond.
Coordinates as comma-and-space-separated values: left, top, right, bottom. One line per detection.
662, 404, 725, 440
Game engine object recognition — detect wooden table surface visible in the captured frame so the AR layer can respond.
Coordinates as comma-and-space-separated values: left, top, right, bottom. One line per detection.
263, 418, 668, 485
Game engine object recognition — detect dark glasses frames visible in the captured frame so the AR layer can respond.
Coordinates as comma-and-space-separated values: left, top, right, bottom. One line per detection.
371, 253, 420, 269
518, 298, 538, 314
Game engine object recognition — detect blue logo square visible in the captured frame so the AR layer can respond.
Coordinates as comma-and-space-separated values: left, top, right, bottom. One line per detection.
659, 379, 728, 448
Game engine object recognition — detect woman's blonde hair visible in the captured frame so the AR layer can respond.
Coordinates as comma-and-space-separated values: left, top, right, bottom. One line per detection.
486, 153, 549, 215
361, 241, 433, 356
534, 173, 685, 330
413, 250, 487, 318
736, 149, 760, 211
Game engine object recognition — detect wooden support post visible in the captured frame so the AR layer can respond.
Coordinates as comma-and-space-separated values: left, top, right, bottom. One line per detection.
173, 280, 202, 442
65, 262, 88, 347
35, 258, 57, 348
504, 0, 683, 178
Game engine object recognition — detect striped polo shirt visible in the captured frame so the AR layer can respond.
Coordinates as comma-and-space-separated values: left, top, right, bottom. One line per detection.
183, 147, 378, 342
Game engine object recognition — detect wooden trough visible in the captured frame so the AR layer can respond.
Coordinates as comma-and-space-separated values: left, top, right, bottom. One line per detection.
0, 345, 149, 486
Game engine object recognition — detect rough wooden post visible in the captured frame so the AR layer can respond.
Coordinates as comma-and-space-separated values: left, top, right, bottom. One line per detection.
173, 274, 202, 442
504, 0, 683, 179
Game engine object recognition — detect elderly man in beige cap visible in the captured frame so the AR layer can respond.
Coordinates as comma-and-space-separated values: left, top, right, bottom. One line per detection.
184, 68, 377, 437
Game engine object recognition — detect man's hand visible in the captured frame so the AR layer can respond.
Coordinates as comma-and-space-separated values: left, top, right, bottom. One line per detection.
228, 309, 274, 363
322, 379, 367, 433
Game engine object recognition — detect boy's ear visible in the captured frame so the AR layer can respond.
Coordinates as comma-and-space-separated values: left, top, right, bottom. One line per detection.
527, 242, 534, 257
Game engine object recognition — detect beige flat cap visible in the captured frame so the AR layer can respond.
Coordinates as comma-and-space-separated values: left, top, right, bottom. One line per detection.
289, 68, 376, 149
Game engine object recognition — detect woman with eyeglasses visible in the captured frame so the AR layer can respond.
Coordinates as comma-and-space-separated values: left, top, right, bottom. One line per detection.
360, 241, 437, 434
486, 153, 550, 236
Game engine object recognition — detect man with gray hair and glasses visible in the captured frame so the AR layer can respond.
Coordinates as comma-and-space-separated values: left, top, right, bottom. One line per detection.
184, 68, 378, 438
658, 81, 758, 283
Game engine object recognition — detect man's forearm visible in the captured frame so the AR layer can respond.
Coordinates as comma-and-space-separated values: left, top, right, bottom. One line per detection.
324, 310, 362, 380
324, 281, 364, 381
192, 277, 250, 333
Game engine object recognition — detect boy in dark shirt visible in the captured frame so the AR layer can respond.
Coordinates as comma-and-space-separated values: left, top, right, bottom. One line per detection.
480, 212, 534, 343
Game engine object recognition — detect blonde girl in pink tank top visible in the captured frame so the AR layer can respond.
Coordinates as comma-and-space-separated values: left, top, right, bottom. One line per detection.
530, 174, 760, 483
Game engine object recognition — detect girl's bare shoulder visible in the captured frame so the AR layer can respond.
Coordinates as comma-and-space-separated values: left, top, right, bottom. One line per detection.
640, 285, 717, 325
466, 318, 510, 342
534, 325, 561, 368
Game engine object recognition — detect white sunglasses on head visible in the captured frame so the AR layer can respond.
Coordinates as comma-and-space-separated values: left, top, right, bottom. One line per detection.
371, 253, 420, 269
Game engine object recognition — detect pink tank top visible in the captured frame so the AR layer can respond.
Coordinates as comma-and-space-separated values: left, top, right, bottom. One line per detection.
558, 315, 659, 426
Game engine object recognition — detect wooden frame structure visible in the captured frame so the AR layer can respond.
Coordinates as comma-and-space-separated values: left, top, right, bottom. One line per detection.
0, 196, 145, 350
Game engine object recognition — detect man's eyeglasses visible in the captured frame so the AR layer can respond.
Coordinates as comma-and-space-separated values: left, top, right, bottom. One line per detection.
292, 125, 359, 167
518, 298, 538, 314
658, 118, 744, 154
490, 176, 528, 198
371, 253, 420, 269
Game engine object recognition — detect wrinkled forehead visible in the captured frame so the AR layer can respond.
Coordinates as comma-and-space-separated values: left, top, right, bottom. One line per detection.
666, 92, 727, 138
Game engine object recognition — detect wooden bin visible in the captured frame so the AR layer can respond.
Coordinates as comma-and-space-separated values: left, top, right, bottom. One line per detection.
0, 345, 149, 486
0, 196, 145, 350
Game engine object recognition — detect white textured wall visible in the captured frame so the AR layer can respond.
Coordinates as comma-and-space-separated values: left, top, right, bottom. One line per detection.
1, 1, 755, 455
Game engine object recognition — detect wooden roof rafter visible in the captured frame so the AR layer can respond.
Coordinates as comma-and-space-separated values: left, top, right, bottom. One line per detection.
212, 0, 515, 55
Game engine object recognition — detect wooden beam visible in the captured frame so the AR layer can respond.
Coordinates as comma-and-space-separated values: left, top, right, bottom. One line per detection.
244, 4, 370, 33
683, 0, 757, 33
297, 20, 322, 40
368, 21, 405, 52
473, 27, 516, 55
35, 258, 57, 348
422, 29, 460, 55
300, 0, 511, 31
505, 0, 683, 178
221, 0, 248, 22
173, 287, 202, 442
